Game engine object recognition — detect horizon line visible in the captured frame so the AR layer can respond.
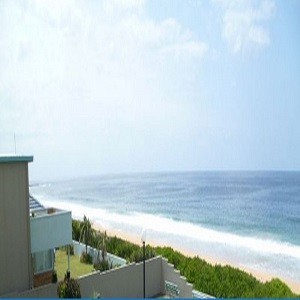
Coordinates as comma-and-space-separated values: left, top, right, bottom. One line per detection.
30, 168, 300, 184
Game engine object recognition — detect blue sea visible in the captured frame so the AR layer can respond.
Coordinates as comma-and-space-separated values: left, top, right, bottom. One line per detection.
30, 171, 300, 285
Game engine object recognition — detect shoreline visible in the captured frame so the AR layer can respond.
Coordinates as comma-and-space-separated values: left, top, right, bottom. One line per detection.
92, 223, 300, 294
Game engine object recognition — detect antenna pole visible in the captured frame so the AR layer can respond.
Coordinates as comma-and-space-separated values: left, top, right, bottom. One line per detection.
14, 133, 17, 154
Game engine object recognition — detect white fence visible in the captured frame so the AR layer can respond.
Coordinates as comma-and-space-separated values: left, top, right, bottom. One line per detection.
14, 256, 201, 298
73, 240, 126, 267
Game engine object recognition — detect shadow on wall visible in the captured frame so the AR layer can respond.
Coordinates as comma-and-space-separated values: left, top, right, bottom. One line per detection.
16, 256, 196, 298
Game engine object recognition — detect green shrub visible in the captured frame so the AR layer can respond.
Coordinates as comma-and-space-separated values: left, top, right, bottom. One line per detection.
94, 259, 111, 272
72, 218, 298, 298
130, 246, 156, 263
261, 278, 295, 298
80, 252, 93, 264
57, 277, 81, 298
155, 246, 297, 298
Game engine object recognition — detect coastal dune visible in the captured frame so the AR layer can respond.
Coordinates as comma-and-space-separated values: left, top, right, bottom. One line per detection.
92, 223, 300, 294
30, 171, 300, 295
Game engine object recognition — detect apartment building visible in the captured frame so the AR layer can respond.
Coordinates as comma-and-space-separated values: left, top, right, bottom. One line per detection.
0, 155, 72, 296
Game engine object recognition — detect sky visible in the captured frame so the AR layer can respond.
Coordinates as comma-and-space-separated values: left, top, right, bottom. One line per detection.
0, 0, 299, 181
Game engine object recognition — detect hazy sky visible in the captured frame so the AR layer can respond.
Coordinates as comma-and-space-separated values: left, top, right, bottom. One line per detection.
1, 0, 299, 181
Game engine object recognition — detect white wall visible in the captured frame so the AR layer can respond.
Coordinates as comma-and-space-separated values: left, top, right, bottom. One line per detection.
73, 241, 127, 267
11, 256, 195, 298
161, 257, 193, 298
78, 257, 162, 298
31, 211, 72, 253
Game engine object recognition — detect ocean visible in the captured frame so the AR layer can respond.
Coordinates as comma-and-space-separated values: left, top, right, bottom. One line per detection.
30, 171, 300, 284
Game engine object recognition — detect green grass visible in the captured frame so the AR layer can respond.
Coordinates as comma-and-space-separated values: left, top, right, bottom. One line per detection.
54, 249, 95, 281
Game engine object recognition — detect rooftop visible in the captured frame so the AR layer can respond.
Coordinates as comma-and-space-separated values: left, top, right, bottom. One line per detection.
0, 154, 34, 163
29, 195, 44, 212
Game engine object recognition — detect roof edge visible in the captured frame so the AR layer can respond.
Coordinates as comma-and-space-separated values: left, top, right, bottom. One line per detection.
0, 155, 34, 163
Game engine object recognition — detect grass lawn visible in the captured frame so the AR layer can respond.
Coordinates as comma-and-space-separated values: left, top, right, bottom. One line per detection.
55, 249, 95, 281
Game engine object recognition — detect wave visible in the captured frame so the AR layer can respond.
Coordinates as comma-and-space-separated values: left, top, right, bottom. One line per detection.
34, 194, 300, 261
32, 193, 300, 282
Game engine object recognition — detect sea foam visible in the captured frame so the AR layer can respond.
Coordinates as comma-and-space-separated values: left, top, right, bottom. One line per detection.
34, 194, 300, 282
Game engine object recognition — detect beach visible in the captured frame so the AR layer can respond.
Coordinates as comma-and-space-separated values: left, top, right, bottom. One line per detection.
30, 171, 300, 295
92, 222, 300, 294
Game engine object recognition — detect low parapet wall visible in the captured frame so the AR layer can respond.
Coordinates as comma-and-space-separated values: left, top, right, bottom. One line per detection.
161, 257, 193, 298
79, 256, 163, 298
7, 256, 194, 298
15, 283, 58, 298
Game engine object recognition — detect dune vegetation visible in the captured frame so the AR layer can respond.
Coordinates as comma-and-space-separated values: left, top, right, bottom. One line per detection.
72, 219, 298, 298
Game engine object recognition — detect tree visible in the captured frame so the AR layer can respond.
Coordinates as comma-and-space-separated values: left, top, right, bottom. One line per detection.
72, 219, 81, 241
94, 231, 111, 272
79, 215, 93, 255
100, 231, 108, 261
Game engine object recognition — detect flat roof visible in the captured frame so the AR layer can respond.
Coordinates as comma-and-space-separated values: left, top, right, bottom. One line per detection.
0, 154, 34, 163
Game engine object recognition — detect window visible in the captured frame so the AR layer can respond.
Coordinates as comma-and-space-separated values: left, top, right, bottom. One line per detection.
33, 249, 54, 274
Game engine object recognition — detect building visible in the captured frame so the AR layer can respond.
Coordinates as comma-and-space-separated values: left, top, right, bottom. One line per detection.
0, 155, 72, 296
0, 154, 212, 298
30, 195, 72, 288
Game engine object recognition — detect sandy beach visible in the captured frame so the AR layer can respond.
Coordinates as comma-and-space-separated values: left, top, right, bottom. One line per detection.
92, 223, 300, 294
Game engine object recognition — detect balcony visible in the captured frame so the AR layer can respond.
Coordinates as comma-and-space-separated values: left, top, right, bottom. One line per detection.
30, 208, 72, 253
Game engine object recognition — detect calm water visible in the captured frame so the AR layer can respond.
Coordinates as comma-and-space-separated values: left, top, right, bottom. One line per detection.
30, 171, 300, 283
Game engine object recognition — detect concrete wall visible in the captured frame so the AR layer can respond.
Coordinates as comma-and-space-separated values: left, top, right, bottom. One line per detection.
161, 257, 193, 298
33, 271, 53, 288
6, 256, 195, 298
0, 162, 32, 296
78, 256, 163, 298
17, 283, 58, 298
31, 210, 72, 253
8, 257, 163, 298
